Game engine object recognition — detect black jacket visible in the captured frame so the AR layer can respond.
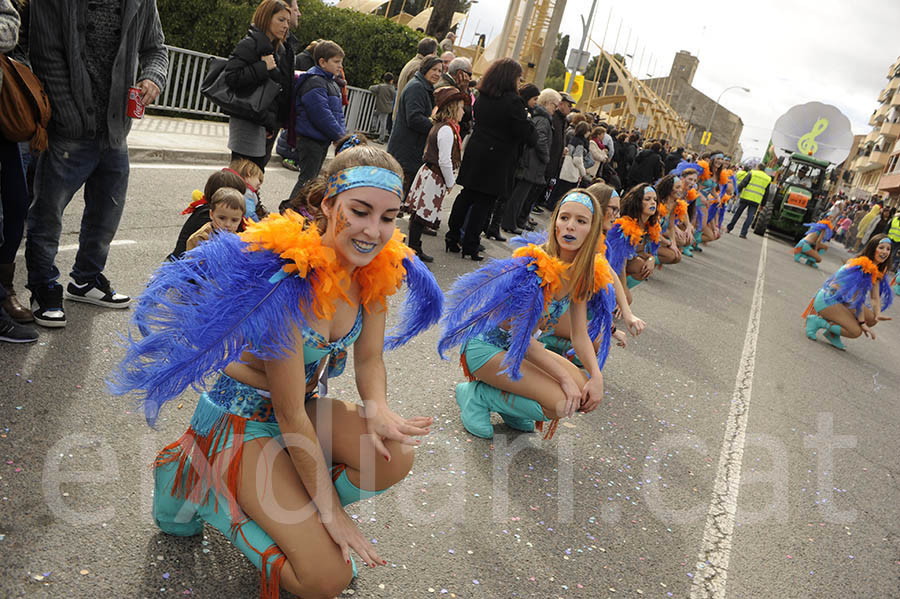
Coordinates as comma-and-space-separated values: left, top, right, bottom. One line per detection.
386, 71, 435, 173
546, 109, 568, 179
664, 150, 682, 174
457, 92, 535, 197
224, 27, 294, 131
628, 149, 664, 187
517, 104, 552, 185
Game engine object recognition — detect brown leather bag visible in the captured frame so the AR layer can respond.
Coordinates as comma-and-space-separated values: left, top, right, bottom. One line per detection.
0, 54, 51, 151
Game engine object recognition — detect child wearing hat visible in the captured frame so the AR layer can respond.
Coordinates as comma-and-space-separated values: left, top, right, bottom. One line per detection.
404, 86, 468, 262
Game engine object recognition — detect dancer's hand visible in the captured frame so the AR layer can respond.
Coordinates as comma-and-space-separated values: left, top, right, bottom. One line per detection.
321, 507, 385, 569
860, 323, 876, 340
559, 377, 581, 418
640, 258, 654, 279
579, 375, 604, 413
612, 329, 627, 348
362, 402, 432, 462
624, 313, 645, 336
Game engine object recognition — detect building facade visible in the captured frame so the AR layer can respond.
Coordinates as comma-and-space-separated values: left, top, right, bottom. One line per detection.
850, 56, 900, 207
642, 51, 743, 157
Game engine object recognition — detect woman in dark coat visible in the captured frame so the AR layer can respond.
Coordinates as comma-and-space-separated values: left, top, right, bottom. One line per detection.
224, 0, 295, 170
445, 58, 535, 260
387, 56, 443, 200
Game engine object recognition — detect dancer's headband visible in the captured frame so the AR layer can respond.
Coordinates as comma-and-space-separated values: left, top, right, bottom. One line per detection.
644, 185, 656, 195
560, 191, 594, 214
337, 135, 363, 155
325, 166, 404, 201
877, 237, 892, 246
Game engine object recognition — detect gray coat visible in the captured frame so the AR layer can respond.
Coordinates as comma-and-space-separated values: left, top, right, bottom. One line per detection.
29, 0, 168, 146
0, 0, 19, 93
386, 71, 434, 173
516, 104, 552, 185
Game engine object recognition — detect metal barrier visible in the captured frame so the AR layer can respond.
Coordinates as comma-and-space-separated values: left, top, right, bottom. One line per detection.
153, 45, 379, 134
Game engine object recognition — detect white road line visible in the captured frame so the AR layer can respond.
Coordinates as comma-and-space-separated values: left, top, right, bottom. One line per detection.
689, 235, 768, 599
16, 239, 137, 258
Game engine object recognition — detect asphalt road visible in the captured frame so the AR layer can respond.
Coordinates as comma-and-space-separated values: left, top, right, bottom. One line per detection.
1, 162, 898, 599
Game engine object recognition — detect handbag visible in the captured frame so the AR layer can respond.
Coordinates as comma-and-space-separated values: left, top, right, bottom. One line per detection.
200, 57, 282, 125
0, 54, 52, 151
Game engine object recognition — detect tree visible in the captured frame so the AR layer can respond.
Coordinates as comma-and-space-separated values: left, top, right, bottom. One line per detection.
545, 58, 567, 92
554, 33, 569, 63
426, 0, 456, 39
583, 53, 626, 84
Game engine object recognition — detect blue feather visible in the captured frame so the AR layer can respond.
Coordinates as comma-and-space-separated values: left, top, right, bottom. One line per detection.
803, 222, 834, 242
707, 202, 719, 225
879, 278, 894, 312
108, 233, 312, 426
604, 224, 636, 274
670, 161, 704, 176
508, 230, 549, 250
438, 256, 546, 380
383, 255, 444, 350
584, 284, 616, 370
822, 263, 878, 314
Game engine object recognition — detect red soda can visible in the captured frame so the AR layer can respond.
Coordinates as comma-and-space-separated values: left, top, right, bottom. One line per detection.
127, 86, 145, 119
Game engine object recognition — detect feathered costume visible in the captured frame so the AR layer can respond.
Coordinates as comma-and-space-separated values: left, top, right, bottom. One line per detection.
803, 256, 894, 317
110, 211, 442, 599
605, 216, 661, 275
439, 242, 615, 439
803, 219, 835, 243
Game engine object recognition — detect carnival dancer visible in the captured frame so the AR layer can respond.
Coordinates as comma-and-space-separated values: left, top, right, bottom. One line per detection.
793, 219, 834, 268
405, 86, 468, 263
802, 234, 894, 350
669, 163, 701, 256
438, 190, 613, 440
655, 174, 687, 265
110, 147, 443, 599
606, 184, 661, 298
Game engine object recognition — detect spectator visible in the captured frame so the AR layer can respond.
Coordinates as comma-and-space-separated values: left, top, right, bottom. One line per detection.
444, 58, 535, 260
557, 121, 591, 199
597, 122, 615, 163
387, 56, 443, 203
226, 158, 266, 221
369, 72, 397, 143
169, 169, 247, 261
0, 0, 37, 343
294, 39, 318, 71
541, 91, 574, 210
628, 141, 665, 187
394, 37, 439, 121
289, 40, 348, 197
441, 51, 455, 72
26, 0, 167, 328
439, 31, 456, 53
185, 188, 246, 252
503, 88, 559, 234
435, 57, 473, 137
616, 132, 639, 189
586, 126, 609, 180
224, 0, 295, 171
665, 146, 684, 173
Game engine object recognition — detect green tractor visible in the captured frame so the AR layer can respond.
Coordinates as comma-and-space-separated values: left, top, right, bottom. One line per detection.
752, 153, 831, 240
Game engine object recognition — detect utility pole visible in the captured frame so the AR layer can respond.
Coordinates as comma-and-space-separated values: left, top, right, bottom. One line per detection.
565, 0, 598, 93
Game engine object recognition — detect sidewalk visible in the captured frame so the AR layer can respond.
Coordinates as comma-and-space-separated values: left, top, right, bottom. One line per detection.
128, 114, 376, 165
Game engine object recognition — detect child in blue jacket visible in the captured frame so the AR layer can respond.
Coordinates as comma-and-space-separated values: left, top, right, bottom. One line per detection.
290, 40, 347, 197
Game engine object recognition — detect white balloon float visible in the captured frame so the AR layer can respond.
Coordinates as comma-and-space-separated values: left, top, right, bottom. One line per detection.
770, 102, 855, 164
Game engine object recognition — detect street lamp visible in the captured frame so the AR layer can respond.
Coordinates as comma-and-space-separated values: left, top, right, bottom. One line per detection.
704, 85, 750, 147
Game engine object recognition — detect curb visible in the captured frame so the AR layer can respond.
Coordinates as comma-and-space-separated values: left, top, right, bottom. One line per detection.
129, 147, 233, 164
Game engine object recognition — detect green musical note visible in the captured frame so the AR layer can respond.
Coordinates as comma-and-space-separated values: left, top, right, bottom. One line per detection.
797, 118, 829, 155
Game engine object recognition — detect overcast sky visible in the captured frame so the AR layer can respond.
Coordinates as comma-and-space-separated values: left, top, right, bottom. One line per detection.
457, 0, 900, 160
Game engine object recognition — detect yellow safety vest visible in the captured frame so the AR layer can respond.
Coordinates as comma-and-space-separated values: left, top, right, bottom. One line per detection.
740, 169, 772, 204
888, 215, 900, 242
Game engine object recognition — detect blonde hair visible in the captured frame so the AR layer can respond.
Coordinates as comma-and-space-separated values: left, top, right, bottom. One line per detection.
543, 189, 604, 303
433, 99, 464, 124
584, 182, 614, 215
229, 158, 263, 183
293, 146, 403, 234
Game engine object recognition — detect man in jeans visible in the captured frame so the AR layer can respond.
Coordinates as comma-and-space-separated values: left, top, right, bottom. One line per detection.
25, 0, 168, 328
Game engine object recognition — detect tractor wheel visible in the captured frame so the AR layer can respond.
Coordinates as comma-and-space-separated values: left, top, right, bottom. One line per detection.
753, 200, 773, 236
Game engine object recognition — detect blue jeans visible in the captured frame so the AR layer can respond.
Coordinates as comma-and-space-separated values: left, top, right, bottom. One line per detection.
727, 199, 759, 237
25, 135, 129, 289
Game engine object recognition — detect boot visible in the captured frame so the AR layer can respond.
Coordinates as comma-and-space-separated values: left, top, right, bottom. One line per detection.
0, 263, 33, 323
407, 216, 434, 263
805, 314, 827, 340
823, 324, 846, 350
455, 381, 546, 439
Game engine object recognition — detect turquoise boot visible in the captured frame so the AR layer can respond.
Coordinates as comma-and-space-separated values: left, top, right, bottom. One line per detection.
824, 324, 846, 350
456, 381, 547, 438
681, 245, 694, 257
626, 275, 642, 289
805, 314, 827, 340
793, 252, 804, 263
692, 230, 704, 252
152, 459, 204, 537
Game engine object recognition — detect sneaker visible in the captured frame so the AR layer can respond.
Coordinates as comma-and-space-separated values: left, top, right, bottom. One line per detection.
31, 283, 67, 328
65, 274, 131, 308
0, 312, 38, 343
281, 158, 300, 172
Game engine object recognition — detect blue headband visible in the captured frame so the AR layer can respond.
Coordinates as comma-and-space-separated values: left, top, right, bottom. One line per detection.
712, 153, 724, 159
877, 237, 892, 246
644, 186, 656, 195
560, 191, 594, 213
325, 166, 404, 201
337, 134, 363, 155
611, 190, 620, 198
